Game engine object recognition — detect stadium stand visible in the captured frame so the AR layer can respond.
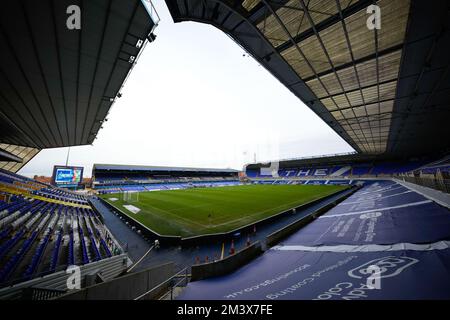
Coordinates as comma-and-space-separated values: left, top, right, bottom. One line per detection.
92, 164, 241, 194
414, 156, 450, 175
0, 171, 122, 287
0, 0, 450, 301
0, 0, 160, 299
247, 159, 430, 179
245, 154, 450, 195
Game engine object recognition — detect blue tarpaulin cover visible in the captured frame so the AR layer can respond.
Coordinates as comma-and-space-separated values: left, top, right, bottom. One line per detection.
178, 181, 450, 300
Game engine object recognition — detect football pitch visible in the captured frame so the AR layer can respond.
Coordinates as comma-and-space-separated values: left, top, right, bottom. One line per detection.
101, 184, 346, 237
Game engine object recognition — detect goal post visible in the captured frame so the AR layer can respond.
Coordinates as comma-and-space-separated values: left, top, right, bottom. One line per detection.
123, 191, 139, 203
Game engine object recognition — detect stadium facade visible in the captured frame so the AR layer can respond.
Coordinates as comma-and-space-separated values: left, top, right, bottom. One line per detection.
92, 163, 240, 193
0, 0, 160, 299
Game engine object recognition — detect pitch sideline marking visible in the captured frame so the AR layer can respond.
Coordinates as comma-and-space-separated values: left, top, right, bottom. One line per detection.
210, 191, 339, 228
114, 186, 344, 231
144, 203, 209, 228
217, 185, 350, 227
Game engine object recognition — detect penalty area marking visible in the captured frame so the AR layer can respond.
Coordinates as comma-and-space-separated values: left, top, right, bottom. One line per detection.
123, 204, 141, 214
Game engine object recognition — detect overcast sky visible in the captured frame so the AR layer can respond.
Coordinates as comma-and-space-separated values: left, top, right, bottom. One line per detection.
18, 1, 353, 178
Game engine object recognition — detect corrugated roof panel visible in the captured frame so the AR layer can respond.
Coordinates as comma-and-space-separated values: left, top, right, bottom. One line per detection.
0, 143, 40, 173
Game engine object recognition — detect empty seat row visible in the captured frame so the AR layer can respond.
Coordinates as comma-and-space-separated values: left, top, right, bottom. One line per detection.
0, 230, 38, 283
49, 229, 63, 273
0, 171, 118, 286
23, 230, 52, 280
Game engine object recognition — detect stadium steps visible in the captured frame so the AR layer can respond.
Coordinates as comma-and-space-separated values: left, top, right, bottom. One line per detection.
80, 215, 98, 261
0, 230, 39, 283
36, 214, 66, 275
86, 216, 106, 260
59, 236, 70, 268
48, 229, 64, 273
0, 230, 25, 269
12, 212, 54, 282
330, 166, 351, 177
36, 234, 59, 275
159, 286, 186, 300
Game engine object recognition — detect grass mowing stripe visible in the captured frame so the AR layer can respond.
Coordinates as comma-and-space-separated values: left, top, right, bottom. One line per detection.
211, 193, 333, 228
102, 185, 345, 237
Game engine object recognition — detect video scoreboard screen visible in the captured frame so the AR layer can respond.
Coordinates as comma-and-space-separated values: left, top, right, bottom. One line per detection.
52, 166, 84, 188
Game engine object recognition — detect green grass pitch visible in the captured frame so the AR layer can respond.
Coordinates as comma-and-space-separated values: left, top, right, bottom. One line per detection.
101, 184, 346, 237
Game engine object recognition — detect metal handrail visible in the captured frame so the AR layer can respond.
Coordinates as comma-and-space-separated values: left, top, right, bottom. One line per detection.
402, 176, 450, 194
126, 245, 154, 273
133, 267, 190, 300
158, 274, 189, 300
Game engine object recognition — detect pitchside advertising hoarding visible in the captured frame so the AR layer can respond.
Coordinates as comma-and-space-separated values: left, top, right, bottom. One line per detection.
51, 165, 84, 188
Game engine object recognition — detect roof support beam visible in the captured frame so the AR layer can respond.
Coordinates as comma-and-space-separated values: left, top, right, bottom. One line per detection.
274, 0, 373, 54
303, 44, 403, 83
258, 0, 365, 152
317, 78, 397, 100
295, 0, 373, 149
0, 147, 23, 162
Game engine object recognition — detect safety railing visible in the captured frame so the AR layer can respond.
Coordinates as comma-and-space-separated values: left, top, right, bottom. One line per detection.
20, 287, 66, 300
134, 267, 190, 300
402, 176, 450, 194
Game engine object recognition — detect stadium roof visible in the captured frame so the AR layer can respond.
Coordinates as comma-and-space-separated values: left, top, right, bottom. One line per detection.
165, 0, 450, 158
245, 152, 410, 170
93, 163, 239, 173
0, 146, 22, 163
0, 144, 40, 173
0, 0, 158, 172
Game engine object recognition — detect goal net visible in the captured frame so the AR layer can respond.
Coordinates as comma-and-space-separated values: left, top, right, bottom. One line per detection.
122, 191, 140, 203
